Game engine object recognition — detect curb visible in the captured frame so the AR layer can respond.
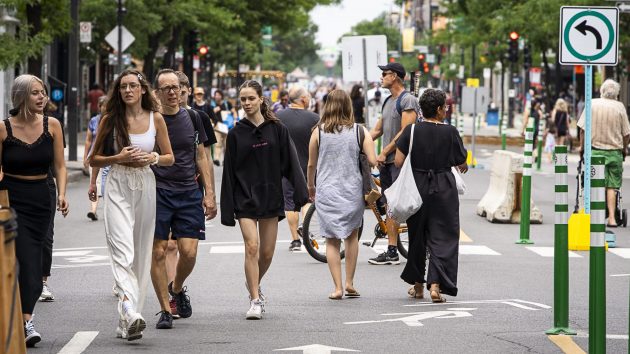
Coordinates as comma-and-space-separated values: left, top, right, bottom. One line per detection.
464, 135, 579, 147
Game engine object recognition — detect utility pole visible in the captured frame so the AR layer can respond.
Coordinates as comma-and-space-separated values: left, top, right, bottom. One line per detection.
68, 0, 79, 160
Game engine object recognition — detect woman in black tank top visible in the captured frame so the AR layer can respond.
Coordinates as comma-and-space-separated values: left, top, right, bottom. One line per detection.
0, 74, 69, 347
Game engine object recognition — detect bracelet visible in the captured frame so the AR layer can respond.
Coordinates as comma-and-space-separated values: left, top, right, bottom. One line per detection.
150, 152, 160, 165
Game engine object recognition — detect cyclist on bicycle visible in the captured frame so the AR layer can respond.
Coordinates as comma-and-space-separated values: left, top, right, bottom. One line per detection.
368, 62, 421, 265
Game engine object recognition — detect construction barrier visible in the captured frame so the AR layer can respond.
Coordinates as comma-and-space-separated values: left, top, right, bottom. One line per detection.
546, 146, 576, 336
0, 190, 26, 354
476, 150, 542, 223
517, 119, 535, 244
589, 156, 606, 353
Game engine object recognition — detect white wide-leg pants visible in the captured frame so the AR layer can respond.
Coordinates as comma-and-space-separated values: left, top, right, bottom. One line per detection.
104, 165, 156, 320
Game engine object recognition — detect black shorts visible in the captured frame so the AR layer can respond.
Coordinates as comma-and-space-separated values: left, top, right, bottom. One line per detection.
378, 163, 401, 204
155, 187, 205, 240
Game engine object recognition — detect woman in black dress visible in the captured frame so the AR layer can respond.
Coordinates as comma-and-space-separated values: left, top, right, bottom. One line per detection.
395, 89, 467, 302
551, 98, 570, 146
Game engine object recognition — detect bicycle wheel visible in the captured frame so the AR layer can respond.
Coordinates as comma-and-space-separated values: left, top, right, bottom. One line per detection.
397, 223, 409, 259
302, 204, 345, 263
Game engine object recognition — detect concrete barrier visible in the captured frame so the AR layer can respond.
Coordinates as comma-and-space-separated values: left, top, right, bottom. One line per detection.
476, 150, 543, 223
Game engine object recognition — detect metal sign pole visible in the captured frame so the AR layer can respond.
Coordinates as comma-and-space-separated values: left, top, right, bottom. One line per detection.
584, 64, 592, 214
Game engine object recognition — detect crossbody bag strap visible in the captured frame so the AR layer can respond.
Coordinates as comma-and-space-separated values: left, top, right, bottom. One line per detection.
408, 124, 415, 158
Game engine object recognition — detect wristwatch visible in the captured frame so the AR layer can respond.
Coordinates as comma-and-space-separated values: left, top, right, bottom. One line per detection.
150, 152, 160, 165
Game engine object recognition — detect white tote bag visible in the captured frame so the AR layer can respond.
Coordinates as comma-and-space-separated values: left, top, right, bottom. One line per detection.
384, 124, 423, 223
451, 166, 466, 195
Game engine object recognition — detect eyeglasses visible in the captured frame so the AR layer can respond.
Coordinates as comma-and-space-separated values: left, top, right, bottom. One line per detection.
120, 83, 141, 91
381, 72, 394, 78
158, 85, 181, 94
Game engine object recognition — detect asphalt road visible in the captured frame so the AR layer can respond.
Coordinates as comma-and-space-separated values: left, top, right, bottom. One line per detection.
25, 152, 630, 353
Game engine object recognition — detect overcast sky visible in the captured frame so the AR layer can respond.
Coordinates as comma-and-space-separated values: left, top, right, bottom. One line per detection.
311, 0, 394, 49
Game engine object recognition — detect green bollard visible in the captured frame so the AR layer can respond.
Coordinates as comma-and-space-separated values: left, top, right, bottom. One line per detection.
500, 113, 507, 151
517, 119, 535, 245
536, 119, 544, 171
546, 146, 576, 335
377, 137, 382, 155
589, 156, 606, 353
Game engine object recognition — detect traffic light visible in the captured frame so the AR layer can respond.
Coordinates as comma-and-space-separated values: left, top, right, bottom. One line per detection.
199, 45, 208, 56
523, 45, 532, 69
417, 53, 425, 72
423, 62, 430, 73
508, 31, 519, 62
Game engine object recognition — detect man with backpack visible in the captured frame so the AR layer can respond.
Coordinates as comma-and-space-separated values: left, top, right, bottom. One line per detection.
151, 69, 217, 329
368, 62, 421, 267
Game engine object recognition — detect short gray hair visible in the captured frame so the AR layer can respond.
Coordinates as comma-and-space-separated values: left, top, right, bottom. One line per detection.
288, 85, 309, 104
600, 79, 620, 99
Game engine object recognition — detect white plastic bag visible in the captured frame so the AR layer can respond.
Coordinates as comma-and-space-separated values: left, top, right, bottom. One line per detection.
451, 166, 466, 195
384, 124, 423, 223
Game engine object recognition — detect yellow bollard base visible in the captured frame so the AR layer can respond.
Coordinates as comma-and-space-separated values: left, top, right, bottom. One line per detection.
466, 151, 478, 167
568, 210, 609, 251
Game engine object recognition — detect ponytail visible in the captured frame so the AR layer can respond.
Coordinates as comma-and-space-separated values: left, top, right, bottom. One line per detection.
260, 96, 279, 122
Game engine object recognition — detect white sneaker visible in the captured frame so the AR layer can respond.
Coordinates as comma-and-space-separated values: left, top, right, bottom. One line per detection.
112, 284, 120, 298
123, 307, 146, 341
246, 299, 264, 320
24, 318, 41, 347
39, 281, 55, 302
115, 319, 128, 339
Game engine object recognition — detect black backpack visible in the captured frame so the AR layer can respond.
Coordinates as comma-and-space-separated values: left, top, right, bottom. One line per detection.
381, 90, 409, 117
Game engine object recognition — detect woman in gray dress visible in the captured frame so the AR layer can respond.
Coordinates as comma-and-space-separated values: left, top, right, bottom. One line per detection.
307, 90, 377, 299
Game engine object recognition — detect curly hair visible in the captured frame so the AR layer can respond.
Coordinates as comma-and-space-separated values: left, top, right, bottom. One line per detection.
419, 89, 446, 119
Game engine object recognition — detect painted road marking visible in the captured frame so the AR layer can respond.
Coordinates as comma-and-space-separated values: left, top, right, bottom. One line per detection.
459, 229, 473, 243
525, 247, 583, 258
404, 299, 550, 310
459, 245, 501, 256
610, 274, 630, 277
609, 248, 630, 259
210, 245, 244, 254
345, 309, 475, 327
548, 335, 586, 354
52, 263, 110, 269
575, 331, 628, 340
57, 331, 98, 354
275, 344, 359, 353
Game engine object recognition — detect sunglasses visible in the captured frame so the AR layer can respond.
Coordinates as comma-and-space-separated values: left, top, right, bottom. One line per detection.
381, 71, 394, 78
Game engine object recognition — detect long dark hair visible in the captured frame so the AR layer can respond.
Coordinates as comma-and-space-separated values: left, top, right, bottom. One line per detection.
349, 84, 362, 100
239, 80, 278, 122
91, 69, 158, 157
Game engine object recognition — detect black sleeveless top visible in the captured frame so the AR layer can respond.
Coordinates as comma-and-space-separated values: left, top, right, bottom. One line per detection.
2, 116, 54, 176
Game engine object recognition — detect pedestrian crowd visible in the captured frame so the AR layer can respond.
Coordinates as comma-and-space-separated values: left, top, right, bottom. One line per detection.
4, 62, 470, 348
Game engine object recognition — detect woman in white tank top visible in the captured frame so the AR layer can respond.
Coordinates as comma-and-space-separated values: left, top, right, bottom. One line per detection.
90, 69, 174, 342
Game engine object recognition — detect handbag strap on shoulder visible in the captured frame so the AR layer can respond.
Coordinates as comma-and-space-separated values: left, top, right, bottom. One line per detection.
408, 124, 415, 158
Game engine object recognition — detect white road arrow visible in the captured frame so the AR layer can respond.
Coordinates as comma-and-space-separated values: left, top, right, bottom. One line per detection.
344, 309, 475, 327
275, 344, 359, 354
618, 3, 630, 13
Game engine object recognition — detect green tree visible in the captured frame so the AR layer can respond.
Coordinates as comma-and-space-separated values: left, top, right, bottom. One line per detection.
0, 0, 72, 73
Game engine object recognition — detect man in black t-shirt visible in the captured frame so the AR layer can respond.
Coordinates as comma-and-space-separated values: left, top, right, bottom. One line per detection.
277, 85, 319, 251
150, 69, 217, 329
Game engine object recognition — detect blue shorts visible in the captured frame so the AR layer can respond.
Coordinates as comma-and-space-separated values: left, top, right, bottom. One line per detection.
155, 187, 205, 240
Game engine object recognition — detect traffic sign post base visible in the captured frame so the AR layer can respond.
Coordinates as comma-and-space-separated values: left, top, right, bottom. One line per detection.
545, 327, 577, 336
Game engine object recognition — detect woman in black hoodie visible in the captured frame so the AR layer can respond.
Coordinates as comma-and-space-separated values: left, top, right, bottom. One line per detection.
221, 80, 308, 319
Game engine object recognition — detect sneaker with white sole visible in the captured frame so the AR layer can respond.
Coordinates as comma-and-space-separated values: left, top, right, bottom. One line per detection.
24, 318, 41, 347
246, 299, 264, 320
245, 282, 267, 303
169, 297, 181, 319
39, 281, 54, 302
115, 319, 128, 339
123, 308, 146, 341
112, 284, 120, 298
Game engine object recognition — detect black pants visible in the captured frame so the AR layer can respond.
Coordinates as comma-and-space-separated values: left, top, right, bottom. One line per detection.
400, 172, 460, 296
42, 176, 56, 277
0, 176, 52, 314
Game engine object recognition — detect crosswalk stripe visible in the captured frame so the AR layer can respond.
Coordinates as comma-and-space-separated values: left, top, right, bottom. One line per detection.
525, 246, 583, 258
209, 245, 244, 254
57, 331, 98, 354
609, 248, 630, 259
459, 245, 501, 256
